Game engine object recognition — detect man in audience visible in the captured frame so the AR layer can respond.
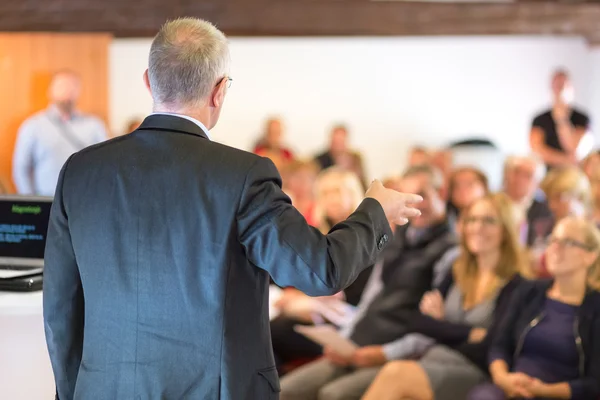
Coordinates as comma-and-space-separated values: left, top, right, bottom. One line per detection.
280, 165, 458, 400
12, 70, 108, 196
314, 124, 367, 189
502, 155, 552, 246
407, 146, 431, 167
529, 69, 591, 170
253, 117, 295, 162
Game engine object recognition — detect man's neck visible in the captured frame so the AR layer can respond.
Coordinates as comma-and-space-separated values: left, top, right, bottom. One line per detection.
153, 105, 211, 130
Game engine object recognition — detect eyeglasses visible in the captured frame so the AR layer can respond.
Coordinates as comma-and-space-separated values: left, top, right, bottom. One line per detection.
547, 236, 594, 251
217, 76, 233, 89
463, 216, 499, 226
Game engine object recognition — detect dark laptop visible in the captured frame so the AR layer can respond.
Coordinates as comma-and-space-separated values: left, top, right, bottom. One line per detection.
0, 196, 52, 290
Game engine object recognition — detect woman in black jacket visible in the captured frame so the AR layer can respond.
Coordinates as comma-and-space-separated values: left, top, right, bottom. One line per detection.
469, 216, 600, 400
362, 193, 526, 400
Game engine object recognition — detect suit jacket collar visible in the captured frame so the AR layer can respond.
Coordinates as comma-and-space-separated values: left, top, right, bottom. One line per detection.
138, 114, 209, 140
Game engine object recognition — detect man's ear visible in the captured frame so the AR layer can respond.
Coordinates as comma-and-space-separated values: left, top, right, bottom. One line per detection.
211, 80, 226, 108
143, 69, 151, 92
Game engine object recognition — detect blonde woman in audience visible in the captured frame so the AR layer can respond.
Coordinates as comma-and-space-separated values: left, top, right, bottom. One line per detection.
361, 193, 524, 400
581, 150, 600, 180
271, 168, 371, 373
589, 167, 600, 227
532, 167, 591, 277
468, 217, 600, 400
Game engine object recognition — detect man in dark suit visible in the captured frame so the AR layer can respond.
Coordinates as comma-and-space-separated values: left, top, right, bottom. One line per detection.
43, 18, 422, 400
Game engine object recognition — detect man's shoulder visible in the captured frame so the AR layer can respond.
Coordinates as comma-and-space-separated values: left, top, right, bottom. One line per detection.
570, 107, 590, 124
532, 109, 552, 124
18, 110, 50, 130
70, 132, 263, 169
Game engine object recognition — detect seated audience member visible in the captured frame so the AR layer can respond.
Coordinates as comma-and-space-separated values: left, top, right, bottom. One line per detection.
432, 149, 453, 181
590, 167, 600, 227
408, 146, 431, 167
281, 160, 320, 227
447, 166, 489, 229
469, 217, 600, 400
582, 150, 600, 180
362, 193, 524, 400
532, 167, 590, 276
253, 117, 294, 164
279, 165, 458, 400
501, 155, 552, 246
314, 124, 367, 189
271, 168, 370, 373
529, 69, 591, 170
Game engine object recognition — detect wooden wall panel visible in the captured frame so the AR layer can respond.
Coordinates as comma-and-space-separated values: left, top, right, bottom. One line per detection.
1, 0, 600, 43
0, 33, 110, 193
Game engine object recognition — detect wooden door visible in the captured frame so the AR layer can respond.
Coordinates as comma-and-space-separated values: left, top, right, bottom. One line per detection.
0, 33, 111, 193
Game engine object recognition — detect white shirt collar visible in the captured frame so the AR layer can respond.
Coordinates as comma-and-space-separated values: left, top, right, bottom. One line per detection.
150, 112, 211, 139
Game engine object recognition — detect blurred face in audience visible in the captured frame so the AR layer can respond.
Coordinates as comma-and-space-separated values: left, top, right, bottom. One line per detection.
548, 191, 584, 220
551, 72, 574, 104
330, 127, 348, 154
408, 149, 430, 166
546, 218, 597, 279
318, 175, 356, 223
287, 166, 317, 201
463, 198, 503, 256
400, 173, 445, 229
451, 170, 487, 211
504, 160, 537, 202
266, 119, 283, 148
49, 72, 81, 114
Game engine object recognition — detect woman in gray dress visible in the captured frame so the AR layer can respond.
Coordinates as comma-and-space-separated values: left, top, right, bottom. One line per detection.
362, 192, 526, 400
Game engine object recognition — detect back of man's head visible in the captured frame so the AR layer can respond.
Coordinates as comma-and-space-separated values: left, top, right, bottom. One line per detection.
148, 18, 230, 109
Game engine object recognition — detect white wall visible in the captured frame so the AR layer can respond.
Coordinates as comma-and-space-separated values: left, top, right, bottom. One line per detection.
588, 47, 600, 138
109, 36, 595, 180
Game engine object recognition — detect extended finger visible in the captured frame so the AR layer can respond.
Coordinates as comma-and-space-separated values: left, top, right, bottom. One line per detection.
401, 193, 424, 204
395, 217, 409, 225
400, 207, 422, 218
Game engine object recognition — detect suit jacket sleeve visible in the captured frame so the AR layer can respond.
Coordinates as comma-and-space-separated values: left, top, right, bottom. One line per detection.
237, 157, 392, 296
43, 156, 84, 400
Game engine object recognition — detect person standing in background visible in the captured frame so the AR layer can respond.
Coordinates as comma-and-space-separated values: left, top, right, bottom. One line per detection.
254, 117, 295, 162
529, 69, 592, 170
12, 70, 108, 196
314, 124, 367, 189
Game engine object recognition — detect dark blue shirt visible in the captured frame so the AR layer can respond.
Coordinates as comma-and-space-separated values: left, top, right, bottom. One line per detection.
514, 297, 580, 383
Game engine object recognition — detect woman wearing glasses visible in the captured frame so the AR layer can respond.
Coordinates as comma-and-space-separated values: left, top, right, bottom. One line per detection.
361, 193, 524, 400
529, 167, 590, 277
468, 216, 600, 400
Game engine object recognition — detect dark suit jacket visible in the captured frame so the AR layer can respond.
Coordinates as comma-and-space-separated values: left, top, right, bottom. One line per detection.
43, 114, 392, 400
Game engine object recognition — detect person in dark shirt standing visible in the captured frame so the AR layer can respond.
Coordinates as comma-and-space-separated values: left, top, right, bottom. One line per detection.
530, 69, 591, 170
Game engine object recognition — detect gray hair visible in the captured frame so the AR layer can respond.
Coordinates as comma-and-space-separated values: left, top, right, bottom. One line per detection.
503, 155, 545, 183
402, 164, 444, 190
148, 18, 230, 108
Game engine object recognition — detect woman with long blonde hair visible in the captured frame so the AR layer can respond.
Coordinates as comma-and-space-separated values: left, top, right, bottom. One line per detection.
362, 193, 525, 400
469, 217, 600, 400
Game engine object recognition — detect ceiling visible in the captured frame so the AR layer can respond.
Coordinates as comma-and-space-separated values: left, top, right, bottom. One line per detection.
1, 0, 600, 44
